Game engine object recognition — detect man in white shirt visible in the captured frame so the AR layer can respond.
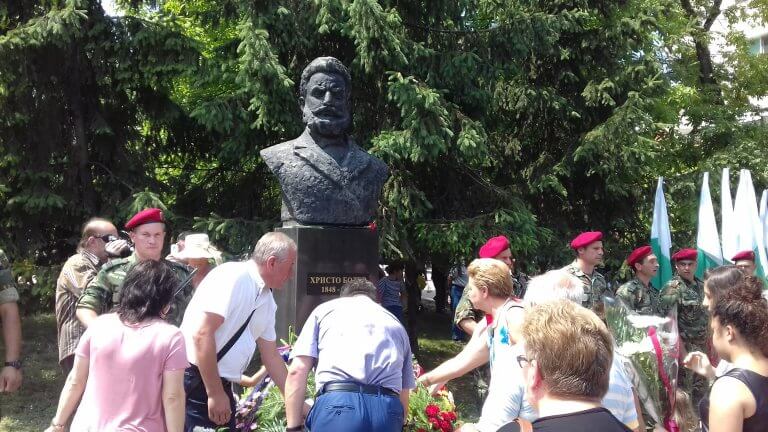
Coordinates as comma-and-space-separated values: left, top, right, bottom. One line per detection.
180, 232, 297, 431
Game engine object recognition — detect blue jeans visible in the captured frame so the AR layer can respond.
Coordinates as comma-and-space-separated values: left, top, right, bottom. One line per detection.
450, 284, 465, 340
183, 366, 236, 432
306, 387, 404, 432
384, 304, 403, 323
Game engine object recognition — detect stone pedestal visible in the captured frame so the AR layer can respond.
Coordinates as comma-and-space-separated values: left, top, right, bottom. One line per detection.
272, 225, 379, 342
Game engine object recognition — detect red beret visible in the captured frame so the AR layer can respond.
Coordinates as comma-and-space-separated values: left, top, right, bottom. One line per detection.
672, 248, 697, 262
731, 250, 755, 262
479, 235, 510, 259
125, 207, 165, 230
627, 245, 652, 268
570, 231, 603, 250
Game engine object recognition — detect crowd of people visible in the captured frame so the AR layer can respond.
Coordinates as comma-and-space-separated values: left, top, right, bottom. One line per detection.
0, 206, 767, 432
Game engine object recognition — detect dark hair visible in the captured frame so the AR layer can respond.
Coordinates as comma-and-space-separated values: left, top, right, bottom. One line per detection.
299, 57, 351, 101
116, 260, 179, 324
385, 261, 404, 273
712, 277, 768, 356
704, 265, 744, 305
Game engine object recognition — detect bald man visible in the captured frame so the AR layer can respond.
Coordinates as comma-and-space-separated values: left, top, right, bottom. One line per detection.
55, 218, 128, 374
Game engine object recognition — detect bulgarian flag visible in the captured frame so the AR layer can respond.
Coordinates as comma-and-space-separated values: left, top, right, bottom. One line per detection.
732, 169, 768, 279
651, 177, 673, 289
695, 172, 723, 279
721, 168, 738, 263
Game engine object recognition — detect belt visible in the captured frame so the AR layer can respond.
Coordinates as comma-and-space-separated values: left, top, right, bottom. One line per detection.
318, 382, 398, 398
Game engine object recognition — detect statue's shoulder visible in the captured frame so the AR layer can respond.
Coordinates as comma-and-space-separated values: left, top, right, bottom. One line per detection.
350, 140, 388, 177
260, 138, 301, 171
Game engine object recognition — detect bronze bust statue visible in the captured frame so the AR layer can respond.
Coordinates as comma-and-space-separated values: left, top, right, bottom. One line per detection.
260, 57, 389, 226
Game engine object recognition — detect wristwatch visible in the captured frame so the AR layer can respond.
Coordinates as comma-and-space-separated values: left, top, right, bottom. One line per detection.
4, 360, 22, 369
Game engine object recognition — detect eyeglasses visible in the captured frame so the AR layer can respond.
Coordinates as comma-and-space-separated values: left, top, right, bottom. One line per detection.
96, 234, 118, 243
516, 355, 530, 368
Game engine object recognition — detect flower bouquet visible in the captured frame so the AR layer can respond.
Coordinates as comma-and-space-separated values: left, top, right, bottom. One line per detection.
406, 357, 460, 432
604, 296, 681, 432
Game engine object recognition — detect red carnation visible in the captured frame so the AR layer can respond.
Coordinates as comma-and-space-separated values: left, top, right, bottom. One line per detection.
439, 419, 453, 432
429, 417, 441, 430
425, 404, 440, 417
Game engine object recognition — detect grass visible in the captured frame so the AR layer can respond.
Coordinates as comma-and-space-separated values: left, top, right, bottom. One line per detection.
0, 311, 482, 431
0, 314, 63, 431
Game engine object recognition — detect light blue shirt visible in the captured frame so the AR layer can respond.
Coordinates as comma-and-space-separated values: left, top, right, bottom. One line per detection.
291, 295, 416, 392
376, 278, 405, 308
602, 354, 639, 430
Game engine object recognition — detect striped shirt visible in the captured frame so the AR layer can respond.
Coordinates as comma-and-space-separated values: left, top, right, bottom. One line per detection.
56, 250, 101, 363
602, 354, 639, 430
377, 278, 405, 308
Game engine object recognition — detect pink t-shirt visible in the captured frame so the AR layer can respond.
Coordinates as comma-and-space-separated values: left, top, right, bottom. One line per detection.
72, 313, 189, 431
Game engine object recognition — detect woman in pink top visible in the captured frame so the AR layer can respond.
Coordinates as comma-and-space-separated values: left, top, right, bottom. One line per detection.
46, 260, 189, 432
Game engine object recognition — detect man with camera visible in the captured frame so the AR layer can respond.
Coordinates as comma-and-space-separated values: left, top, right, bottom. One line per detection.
76, 208, 193, 328
55, 218, 130, 374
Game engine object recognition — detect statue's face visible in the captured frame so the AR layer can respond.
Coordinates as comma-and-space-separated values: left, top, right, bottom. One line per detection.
302, 72, 351, 137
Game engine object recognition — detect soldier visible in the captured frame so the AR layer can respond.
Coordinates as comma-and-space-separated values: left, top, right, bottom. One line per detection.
0, 249, 22, 393
562, 231, 608, 315
731, 250, 757, 276
453, 235, 523, 338
76, 208, 193, 328
656, 248, 708, 405
615, 245, 659, 314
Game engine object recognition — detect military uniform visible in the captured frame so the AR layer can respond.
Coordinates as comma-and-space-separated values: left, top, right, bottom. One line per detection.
77, 253, 194, 326
615, 278, 657, 315
562, 261, 609, 311
656, 274, 708, 405
0, 249, 20, 305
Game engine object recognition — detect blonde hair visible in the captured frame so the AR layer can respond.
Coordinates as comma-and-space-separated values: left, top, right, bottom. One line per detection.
524, 270, 585, 306
523, 300, 613, 400
467, 258, 512, 298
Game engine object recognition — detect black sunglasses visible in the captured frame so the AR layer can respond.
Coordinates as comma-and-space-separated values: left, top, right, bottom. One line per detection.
96, 234, 118, 243
516, 355, 530, 368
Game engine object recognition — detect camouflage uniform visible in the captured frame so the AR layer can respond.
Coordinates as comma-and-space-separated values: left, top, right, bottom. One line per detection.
615, 277, 658, 315
77, 253, 194, 326
512, 272, 528, 299
0, 249, 20, 305
656, 274, 708, 406
562, 261, 609, 313
453, 284, 483, 329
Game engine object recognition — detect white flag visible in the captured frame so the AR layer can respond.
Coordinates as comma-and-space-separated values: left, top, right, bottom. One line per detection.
732, 169, 768, 278
651, 177, 673, 289
696, 172, 723, 279
721, 168, 737, 262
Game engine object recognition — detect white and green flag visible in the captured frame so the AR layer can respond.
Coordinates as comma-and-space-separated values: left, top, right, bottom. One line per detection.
695, 172, 723, 279
721, 168, 737, 262
732, 169, 768, 279
651, 177, 673, 289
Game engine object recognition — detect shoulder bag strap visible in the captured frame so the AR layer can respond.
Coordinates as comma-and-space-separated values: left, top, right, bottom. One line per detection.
515, 418, 533, 432
216, 308, 256, 362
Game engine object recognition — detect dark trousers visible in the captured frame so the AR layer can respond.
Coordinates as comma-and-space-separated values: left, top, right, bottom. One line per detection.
384, 304, 404, 323
450, 284, 465, 340
183, 366, 236, 432
306, 387, 403, 432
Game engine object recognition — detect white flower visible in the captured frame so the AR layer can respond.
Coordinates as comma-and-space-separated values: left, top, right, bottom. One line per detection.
626, 314, 670, 328
617, 337, 655, 356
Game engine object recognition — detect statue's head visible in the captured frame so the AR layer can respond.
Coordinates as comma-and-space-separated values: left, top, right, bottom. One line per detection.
299, 57, 352, 137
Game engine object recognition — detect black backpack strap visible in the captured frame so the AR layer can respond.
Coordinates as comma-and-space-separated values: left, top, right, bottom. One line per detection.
216, 308, 256, 362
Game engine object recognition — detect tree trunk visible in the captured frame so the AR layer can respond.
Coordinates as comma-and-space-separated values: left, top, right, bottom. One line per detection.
405, 259, 421, 355
430, 253, 450, 314
68, 42, 96, 215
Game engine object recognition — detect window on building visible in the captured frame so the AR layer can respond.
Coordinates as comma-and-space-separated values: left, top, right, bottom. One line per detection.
749, 34, 768, 55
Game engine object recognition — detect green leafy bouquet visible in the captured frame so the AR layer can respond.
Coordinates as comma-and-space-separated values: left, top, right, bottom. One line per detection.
604, 296, 681, 431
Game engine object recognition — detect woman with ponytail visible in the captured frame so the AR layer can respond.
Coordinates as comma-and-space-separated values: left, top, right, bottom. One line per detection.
699, 277, 768, 432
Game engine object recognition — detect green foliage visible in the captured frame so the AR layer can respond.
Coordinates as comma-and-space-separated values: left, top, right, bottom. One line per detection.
1, 0, 766, 314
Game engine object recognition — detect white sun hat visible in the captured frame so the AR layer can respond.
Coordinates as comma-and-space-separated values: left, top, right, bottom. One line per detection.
176, 233, 222, 263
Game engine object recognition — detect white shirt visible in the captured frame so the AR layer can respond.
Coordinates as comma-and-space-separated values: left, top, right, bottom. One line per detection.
180, 259, 277, 381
